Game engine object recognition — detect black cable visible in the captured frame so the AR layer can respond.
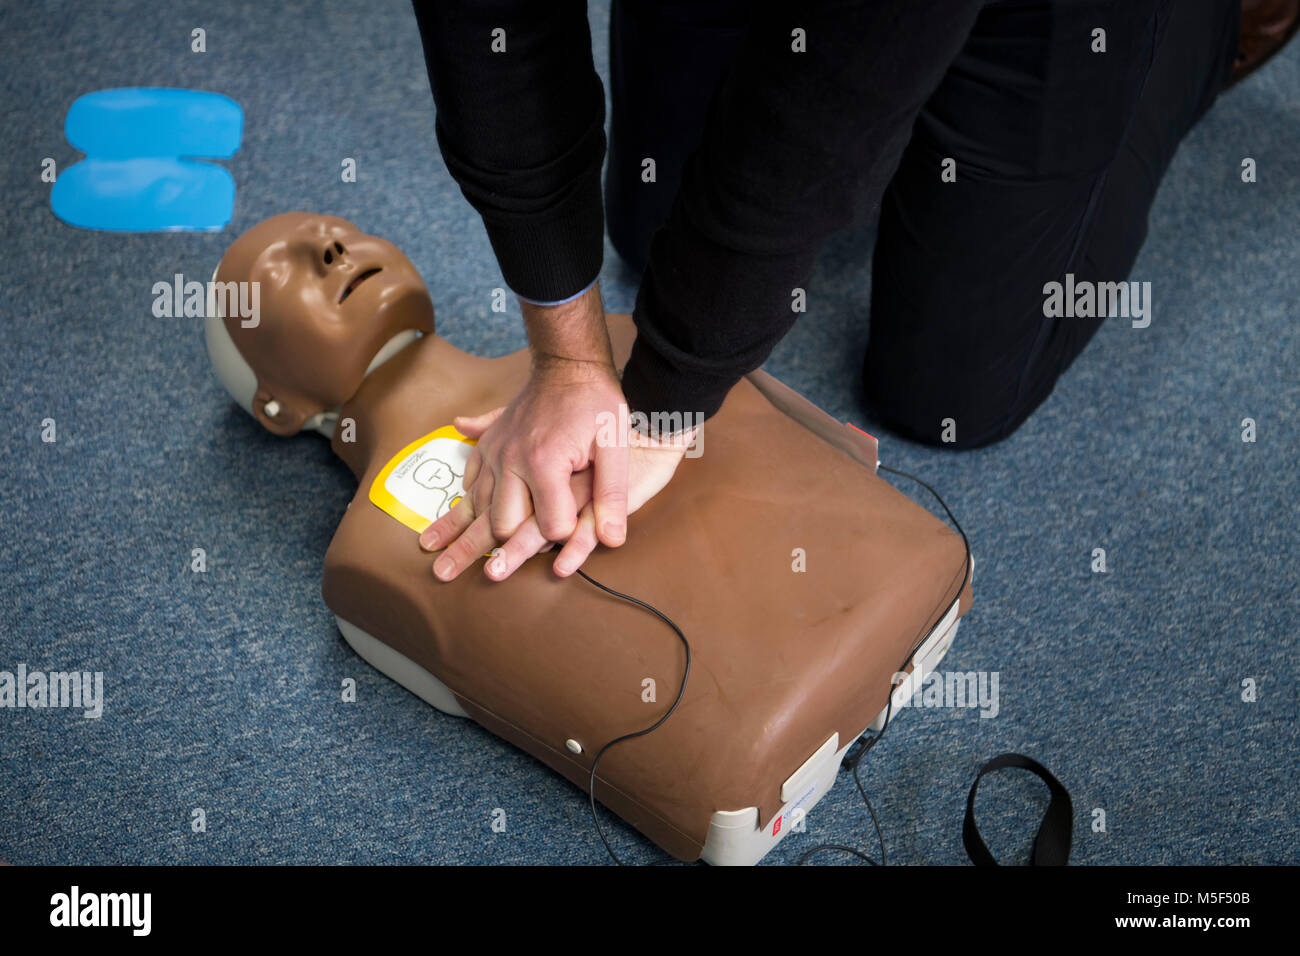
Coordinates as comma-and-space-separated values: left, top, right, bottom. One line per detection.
797, 753, 887, 865
797, 462, 971, 866
575, 567, 692, 866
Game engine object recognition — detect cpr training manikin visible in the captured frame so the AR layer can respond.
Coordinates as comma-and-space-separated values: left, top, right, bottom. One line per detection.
204, 212, 974, 865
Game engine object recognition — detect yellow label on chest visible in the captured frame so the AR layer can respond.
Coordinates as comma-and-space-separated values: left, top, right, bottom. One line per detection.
368, 425, 476, 533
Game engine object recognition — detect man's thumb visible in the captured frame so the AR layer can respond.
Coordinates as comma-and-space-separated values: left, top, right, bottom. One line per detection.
453, 406, 505, 439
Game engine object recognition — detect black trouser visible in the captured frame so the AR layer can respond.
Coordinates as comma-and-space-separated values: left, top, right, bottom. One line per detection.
605, 0, 1239, 449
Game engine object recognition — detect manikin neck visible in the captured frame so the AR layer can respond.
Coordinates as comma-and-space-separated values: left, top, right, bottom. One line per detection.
327, 331, 534, 482
305, 328, 426, 439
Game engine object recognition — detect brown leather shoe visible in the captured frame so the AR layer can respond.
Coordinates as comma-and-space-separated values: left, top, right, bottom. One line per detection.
1230, 0, 1300, 86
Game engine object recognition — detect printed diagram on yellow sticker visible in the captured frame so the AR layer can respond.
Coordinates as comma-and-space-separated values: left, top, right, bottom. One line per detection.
369, 425, 476, 533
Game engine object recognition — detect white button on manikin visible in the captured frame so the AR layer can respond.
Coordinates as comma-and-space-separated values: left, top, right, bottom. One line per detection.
565, 739, 583, 755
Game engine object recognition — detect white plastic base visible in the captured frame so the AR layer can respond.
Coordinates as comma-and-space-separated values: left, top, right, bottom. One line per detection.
334, 558, 967, 866
336, 617, 468, 719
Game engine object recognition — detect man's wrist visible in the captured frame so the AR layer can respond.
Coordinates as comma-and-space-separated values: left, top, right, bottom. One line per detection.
522, 281, 615, 374
531, 352, 617, 385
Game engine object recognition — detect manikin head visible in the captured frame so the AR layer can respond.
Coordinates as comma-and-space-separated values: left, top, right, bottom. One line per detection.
205, 212, 435, 436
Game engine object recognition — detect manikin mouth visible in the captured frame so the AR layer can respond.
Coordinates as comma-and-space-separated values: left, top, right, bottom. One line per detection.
339, 267, 382, 303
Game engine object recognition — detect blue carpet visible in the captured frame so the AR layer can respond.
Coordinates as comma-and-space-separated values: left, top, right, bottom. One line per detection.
1, 0, 1296, 865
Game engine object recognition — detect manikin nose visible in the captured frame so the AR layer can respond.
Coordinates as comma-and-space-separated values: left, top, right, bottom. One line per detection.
322, 240, 346, 266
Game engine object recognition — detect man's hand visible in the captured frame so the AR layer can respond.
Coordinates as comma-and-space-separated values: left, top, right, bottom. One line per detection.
459, 354, 628, 546
417, 282, 632, 575
419, 426, 692, 582
548, 427, 690, 578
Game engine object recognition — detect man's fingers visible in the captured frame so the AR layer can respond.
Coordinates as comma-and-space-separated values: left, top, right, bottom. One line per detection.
453, 406, 505, 439
553, 504, 600, 578
529, 466, 579, 542
431, 512, 496, 582
419, 488, 479, 552
489, 470, 533, 541
461, 445, 483, 492
484, 519, 550, 582
567, 467, 595, 513
592, 439, 629, 547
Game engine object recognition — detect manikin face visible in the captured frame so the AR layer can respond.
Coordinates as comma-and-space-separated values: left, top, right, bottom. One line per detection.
217, 212, 435, 434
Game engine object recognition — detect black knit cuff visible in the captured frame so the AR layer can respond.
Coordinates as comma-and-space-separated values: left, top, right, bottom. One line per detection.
620, 337, 738, 431
480, 174, 605, 305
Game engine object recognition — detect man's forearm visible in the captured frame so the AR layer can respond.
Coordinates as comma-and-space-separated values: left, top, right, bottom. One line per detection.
521, 283, 615, 378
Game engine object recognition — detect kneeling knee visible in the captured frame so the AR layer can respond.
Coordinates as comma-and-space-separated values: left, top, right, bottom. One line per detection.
862, 385, 1036, 451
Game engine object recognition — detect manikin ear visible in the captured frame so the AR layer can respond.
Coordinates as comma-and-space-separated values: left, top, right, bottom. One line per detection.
253, 388, 313, 437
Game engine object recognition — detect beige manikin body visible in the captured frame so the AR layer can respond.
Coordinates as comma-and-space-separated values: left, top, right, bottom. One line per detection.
206, 213, 972, 864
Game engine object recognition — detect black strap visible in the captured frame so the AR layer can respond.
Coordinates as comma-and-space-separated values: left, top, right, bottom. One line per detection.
963, 753, 1074, 866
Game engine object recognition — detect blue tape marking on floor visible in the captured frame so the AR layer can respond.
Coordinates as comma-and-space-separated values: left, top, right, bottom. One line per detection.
51, 87, 243, 232
52, 158, 237, 233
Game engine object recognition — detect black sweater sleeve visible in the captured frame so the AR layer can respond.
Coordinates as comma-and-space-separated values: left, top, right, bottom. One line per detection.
414, 0, 984, 418
412, 0, 606, 304
620, 1, 985, 422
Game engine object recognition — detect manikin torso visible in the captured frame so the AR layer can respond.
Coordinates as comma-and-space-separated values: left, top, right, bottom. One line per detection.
313, 316, 970, 860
